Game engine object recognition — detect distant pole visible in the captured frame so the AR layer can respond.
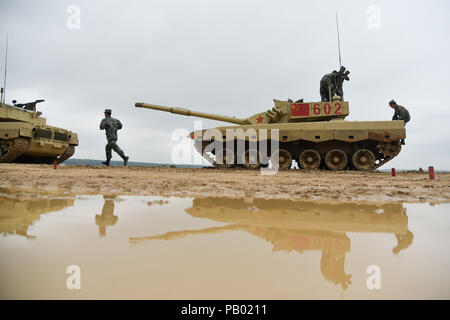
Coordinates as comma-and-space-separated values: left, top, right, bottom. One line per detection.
2, 35, 8, 104
428, 166, 435, 180
336, 13, 342, 67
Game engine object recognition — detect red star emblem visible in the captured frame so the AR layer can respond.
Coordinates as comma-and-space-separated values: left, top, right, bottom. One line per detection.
256, 115, 264, 123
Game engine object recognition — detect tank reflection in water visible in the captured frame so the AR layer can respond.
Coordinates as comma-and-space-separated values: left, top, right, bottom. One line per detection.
0, 193, 449, 299
0, 195, 74, 238
131, 198, 413, 291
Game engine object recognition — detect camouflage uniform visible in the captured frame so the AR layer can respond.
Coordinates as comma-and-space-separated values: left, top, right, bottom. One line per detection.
392, 105, 411, 124
390, 101, 410, 145
335, 67, 350, 98
320, 73, 337, 102
100, 116, 128, 163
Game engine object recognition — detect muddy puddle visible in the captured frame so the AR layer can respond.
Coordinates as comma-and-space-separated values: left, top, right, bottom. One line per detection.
0, 192, 449, 299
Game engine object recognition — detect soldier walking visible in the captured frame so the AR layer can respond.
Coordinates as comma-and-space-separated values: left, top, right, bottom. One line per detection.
100, 108, 129, 166
320, 70, 338, 102
389, 99, 410, 145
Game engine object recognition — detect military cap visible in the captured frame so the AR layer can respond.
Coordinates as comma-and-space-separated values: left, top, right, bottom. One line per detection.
104, 108, 112, 115
389, 100, 396, 106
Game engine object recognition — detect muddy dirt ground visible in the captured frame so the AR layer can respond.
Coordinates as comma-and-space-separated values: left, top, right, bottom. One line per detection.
1, 164, 449, 203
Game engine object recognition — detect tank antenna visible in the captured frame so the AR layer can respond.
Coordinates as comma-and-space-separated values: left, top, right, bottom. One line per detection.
2, 34, 8, 104
336, 13, 342, 67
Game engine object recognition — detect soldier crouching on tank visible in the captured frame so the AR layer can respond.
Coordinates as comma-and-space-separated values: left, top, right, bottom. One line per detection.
389, 99, 410, 145
100, 108, 129, 166
320, 70, 338, 102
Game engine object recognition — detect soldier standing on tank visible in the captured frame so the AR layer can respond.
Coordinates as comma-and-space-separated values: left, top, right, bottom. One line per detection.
389, 99, 410, 145
320, 70, 338, 102
100, 108, 129, 166
335, 66, 350, 98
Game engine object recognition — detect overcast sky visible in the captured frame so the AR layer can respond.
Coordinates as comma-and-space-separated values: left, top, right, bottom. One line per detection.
1, 0, 449, 169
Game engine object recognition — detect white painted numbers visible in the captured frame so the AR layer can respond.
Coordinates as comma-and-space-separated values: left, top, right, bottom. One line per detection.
66, 265, 81, 290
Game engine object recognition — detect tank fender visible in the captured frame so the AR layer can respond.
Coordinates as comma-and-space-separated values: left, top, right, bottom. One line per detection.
0, 128, 20, 140
0, 123, 33, 139
19, 126, 33, 138
69, 132, 79, 146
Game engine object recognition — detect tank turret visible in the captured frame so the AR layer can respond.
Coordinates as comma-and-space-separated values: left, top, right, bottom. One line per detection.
135, 99, 349, 125
0, 97, 79, 164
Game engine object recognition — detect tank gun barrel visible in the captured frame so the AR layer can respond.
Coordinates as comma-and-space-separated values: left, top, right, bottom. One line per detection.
135, 102, 250, 125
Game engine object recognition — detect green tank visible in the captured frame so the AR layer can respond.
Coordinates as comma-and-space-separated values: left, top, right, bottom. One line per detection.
0, 96, 79, 164
135, 97, 405, 171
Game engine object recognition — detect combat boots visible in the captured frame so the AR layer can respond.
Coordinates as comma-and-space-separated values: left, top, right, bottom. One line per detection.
120, 155, 129, 166
102, 155, 128, 166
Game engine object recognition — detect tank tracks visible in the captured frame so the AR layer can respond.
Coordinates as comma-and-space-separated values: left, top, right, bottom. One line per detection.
56, 145, 76, 164
0, 138, 30, 163
373, 141, 402, 170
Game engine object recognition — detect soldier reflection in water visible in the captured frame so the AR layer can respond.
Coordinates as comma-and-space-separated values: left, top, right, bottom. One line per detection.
95, 195, 118, 237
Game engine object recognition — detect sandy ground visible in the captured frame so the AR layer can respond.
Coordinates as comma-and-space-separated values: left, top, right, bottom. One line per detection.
1, 163, 449, 203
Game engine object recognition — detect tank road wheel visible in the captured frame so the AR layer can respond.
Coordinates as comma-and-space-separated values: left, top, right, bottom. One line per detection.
215, 148, 235, 168
299, 149, 321, 170
325, 149, 348, 171
242, 149, 261, 170
352, 149, 375, 171
271, 149, 292, 169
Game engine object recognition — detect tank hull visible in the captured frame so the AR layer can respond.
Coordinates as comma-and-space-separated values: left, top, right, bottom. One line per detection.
190, 120, 405, 170
0, 102, 78, 164
135, 99, 406, 171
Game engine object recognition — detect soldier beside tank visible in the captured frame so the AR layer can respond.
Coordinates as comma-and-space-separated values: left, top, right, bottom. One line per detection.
100, 108, 129, 166
389, 100, 410, 145
389, 100, 410, 124
319, 70, 338, 102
